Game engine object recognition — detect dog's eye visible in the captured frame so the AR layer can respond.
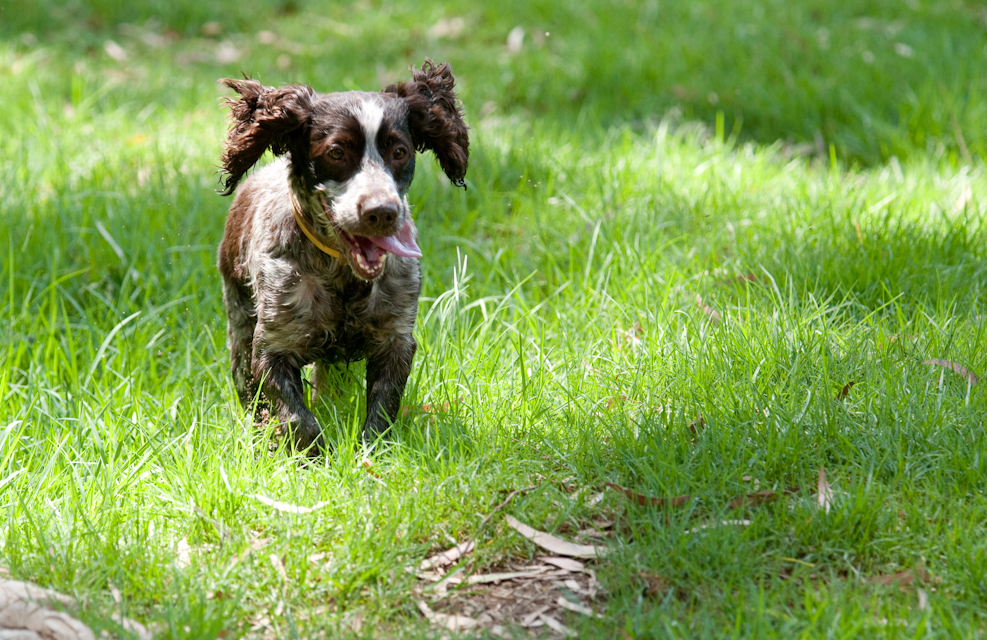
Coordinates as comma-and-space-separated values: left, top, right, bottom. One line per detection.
393, 147, 407, 160
328, 147, 345, 160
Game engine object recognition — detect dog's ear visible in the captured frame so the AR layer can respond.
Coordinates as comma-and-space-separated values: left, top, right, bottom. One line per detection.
384, 60, 470, 189
219, 78, 314, 196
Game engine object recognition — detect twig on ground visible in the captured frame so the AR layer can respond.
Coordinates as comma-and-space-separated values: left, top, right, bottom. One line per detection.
477, 485, 539, 532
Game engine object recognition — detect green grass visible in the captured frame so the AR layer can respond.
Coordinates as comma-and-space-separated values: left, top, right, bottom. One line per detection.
4, 0, 987, 165
1, 1, 986, 638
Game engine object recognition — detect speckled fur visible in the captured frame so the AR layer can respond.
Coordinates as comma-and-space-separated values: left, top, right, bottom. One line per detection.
217, 61, 469, 452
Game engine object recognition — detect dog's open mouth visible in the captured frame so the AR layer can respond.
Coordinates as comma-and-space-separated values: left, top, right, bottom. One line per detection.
332, 217, 422, 280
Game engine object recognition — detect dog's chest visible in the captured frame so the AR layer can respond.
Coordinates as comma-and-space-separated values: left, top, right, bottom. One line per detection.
264, 260, 419, 360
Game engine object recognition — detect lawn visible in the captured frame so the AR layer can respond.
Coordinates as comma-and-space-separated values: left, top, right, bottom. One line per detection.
1, 1, 986, 638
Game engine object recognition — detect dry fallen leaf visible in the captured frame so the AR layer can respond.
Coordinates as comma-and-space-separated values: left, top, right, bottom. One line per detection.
112, 613, 153, 640
250, 536, 273, 551
922, 359, 980, 386
488, 624, 512, 638
639, 571, 670, 598
817, 466, 833, 513
577, 526, 608, 539
504, 516, 606, 559
539, 612, 577, 637
360, 456, 383, 479
836, 381, 855, 402
868, 563, 928, 588
604, 394, 628, 411
605, 482, 691, 508
176, 536, 192, 569
103, 40, 128, 62
520, 605, 550, 627
617, 324, 644, 350
400, 397, 463, 418
0, 579, 153, 640
247, 493, 331, 514
556, 595, 598, 617
0, 579, 76, 606
270, 554, 289, 582
728, 487, 799, 509
696, 294, 722, 323
417, 600, 479, 631
538, 556, 585, 572
728, 490, 781, 509
0, 604, 95, 639
687, 411, 706, 437
419, 541, 475, 572
349, 611, 365, 632
463, 568, 550, 585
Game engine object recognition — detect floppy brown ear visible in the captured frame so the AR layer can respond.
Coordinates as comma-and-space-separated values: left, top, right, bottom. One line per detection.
219, 78, 314, 195
384, 60, 470, 188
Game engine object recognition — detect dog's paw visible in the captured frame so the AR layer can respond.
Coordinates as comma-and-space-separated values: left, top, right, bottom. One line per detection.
290, 413, 326, 456
361, 419, 394, 444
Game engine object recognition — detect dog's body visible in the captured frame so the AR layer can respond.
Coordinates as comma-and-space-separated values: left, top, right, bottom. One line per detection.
217, 62, 468, 452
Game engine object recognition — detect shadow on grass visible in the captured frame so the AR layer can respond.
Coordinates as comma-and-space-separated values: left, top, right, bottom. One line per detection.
3, 0, 986, 166
740, 213, 986, 318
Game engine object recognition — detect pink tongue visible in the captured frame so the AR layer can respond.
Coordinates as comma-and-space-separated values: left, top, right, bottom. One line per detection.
367, 219, 422, 258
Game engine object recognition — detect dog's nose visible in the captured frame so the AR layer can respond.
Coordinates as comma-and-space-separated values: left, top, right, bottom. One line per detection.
360, 198, 400, 227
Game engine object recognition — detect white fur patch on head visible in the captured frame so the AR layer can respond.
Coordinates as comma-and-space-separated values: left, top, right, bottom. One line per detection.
355, 98, 385, 163
320, 96, 406, 231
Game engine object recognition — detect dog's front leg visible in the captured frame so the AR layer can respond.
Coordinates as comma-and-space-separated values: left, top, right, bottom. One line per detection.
223, 279, 259, 409
363, 335, 417, 440
254, 352, 325, 454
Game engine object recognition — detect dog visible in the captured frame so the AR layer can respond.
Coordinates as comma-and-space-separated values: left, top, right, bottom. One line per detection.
217, 60, 469, 453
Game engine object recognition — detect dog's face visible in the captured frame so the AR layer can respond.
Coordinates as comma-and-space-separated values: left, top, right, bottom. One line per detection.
220, 61, 469, 281
300, 92, 421, 279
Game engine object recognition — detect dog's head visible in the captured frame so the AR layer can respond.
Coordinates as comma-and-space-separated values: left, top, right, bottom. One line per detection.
220, 60, 469, 280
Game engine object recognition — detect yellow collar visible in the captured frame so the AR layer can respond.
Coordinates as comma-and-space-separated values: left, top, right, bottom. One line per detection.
291, 196, 342, 259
